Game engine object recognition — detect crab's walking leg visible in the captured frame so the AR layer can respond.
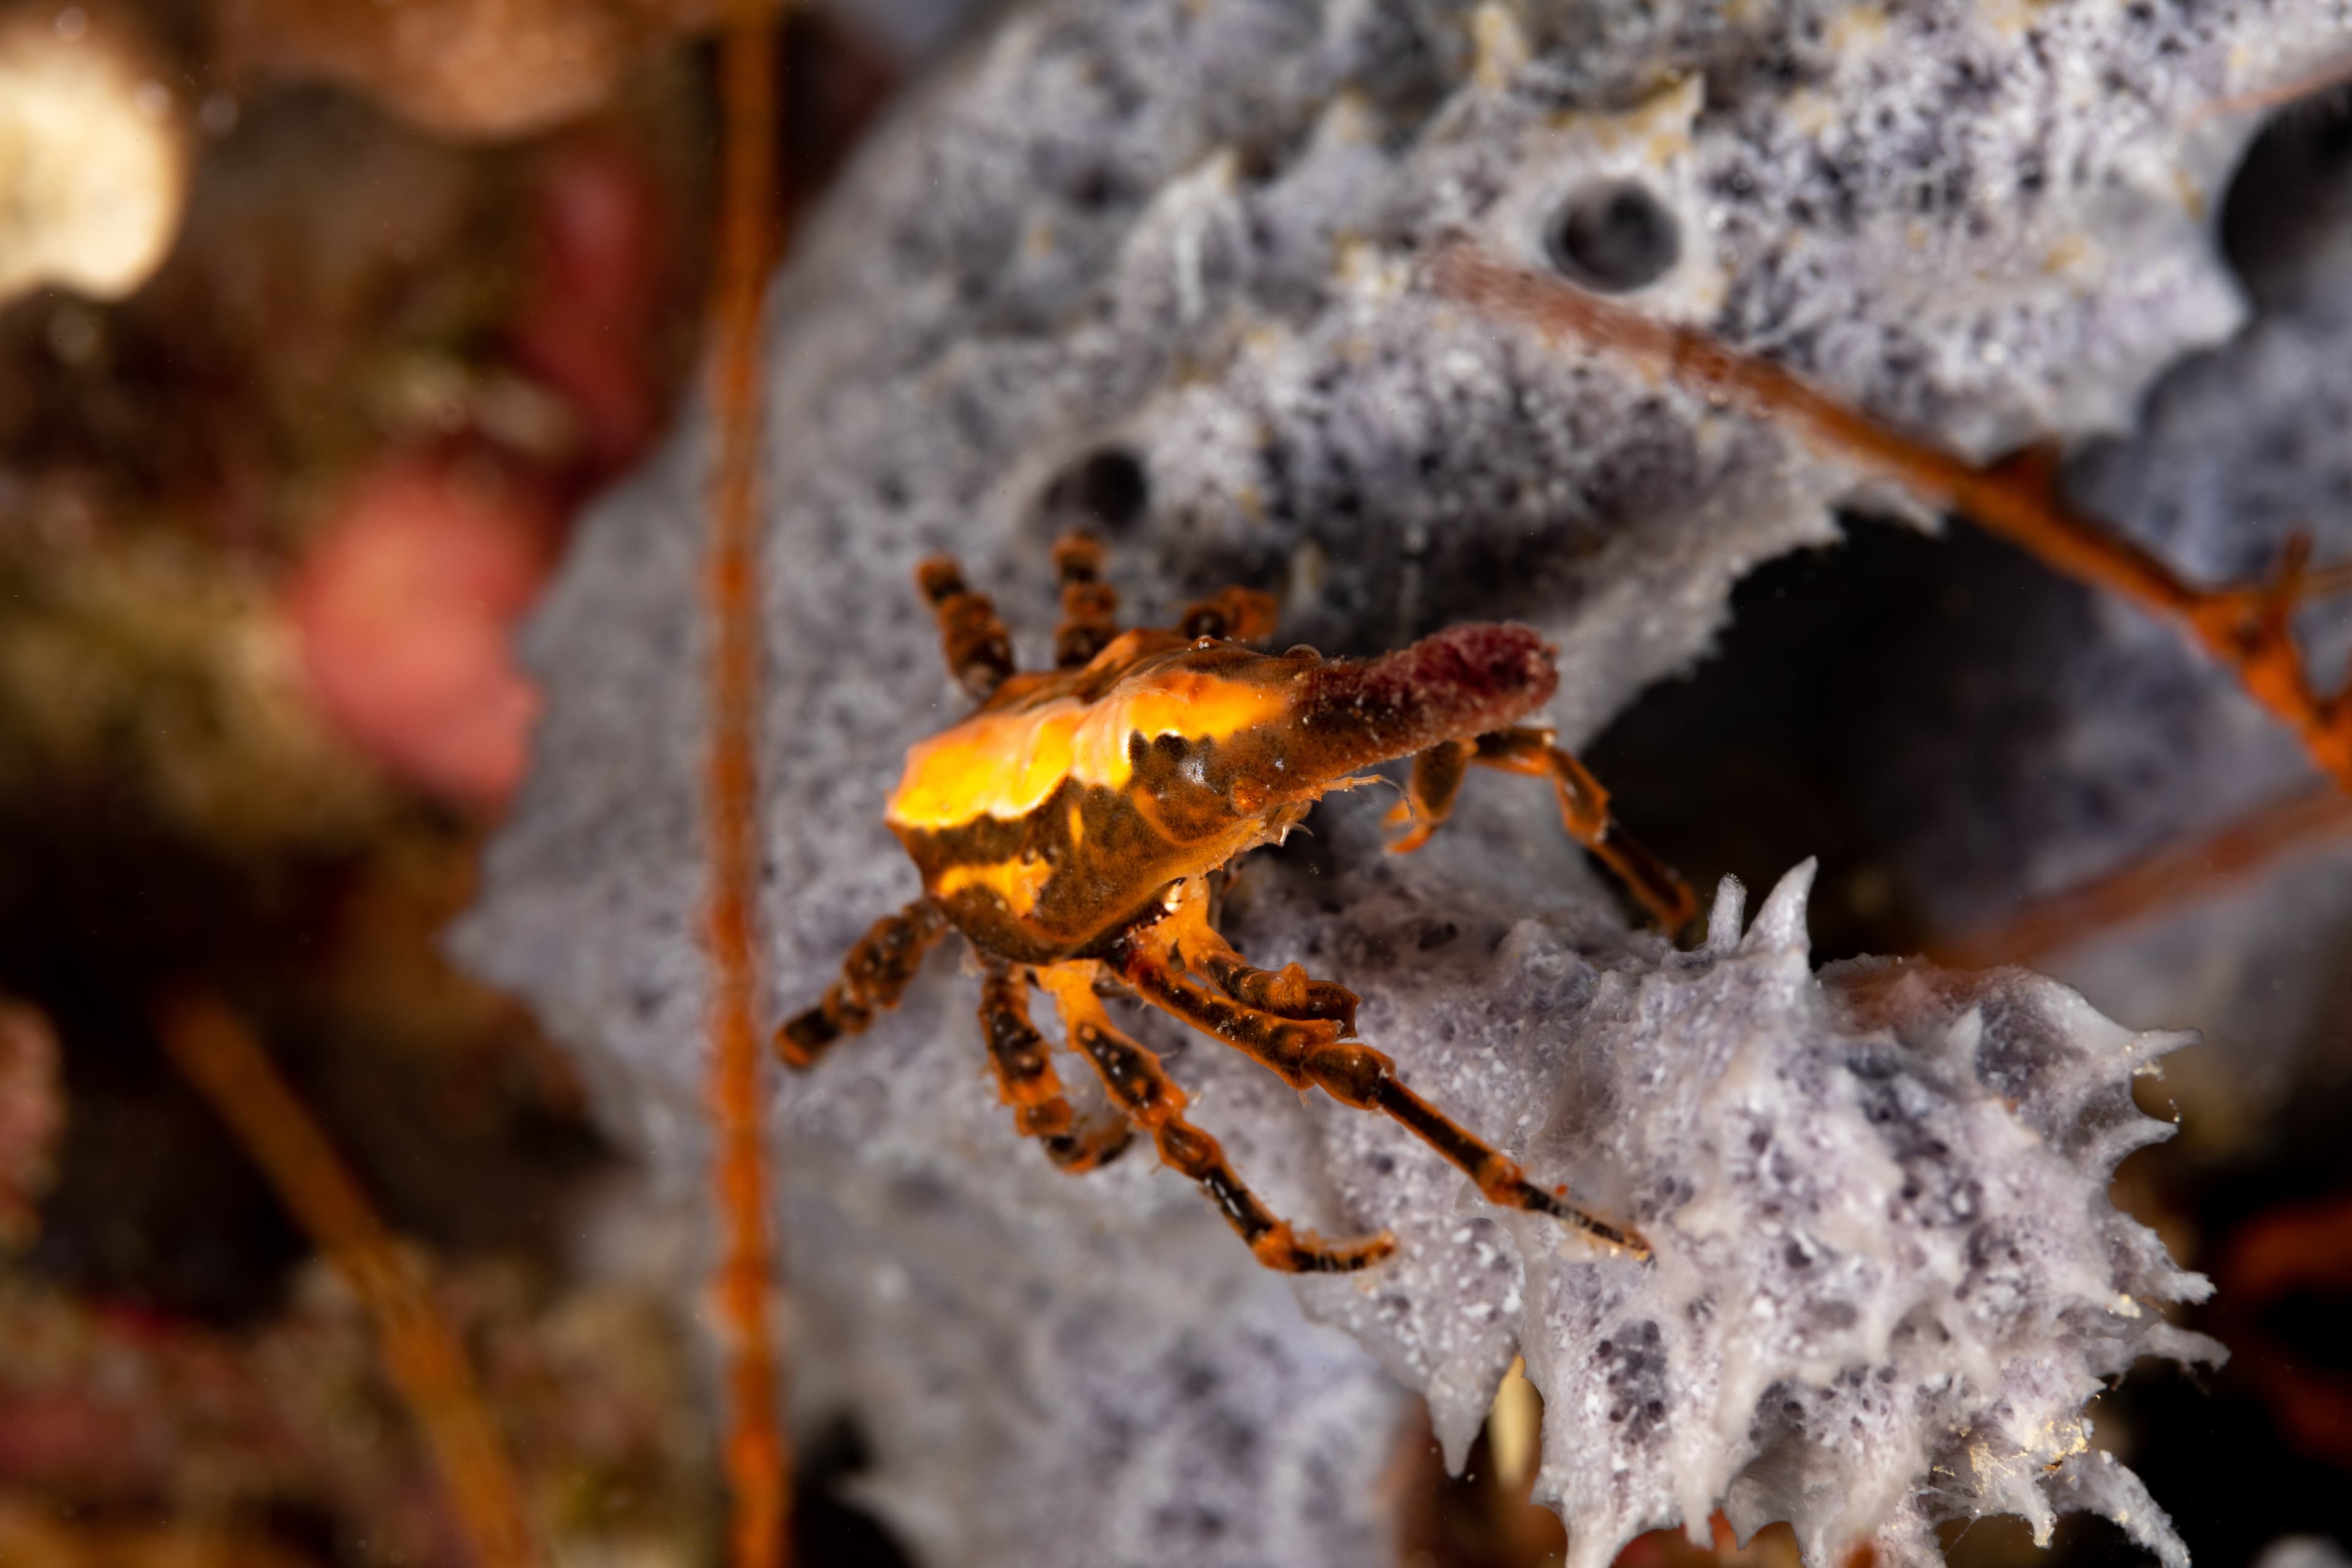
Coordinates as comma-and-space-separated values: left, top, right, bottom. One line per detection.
1117, 902, 1649, 1257
1164, 891, 1360, 1036
1050, 534, 1122, 668
773, 900, 949, 1068
916, 556, 1016, 699
1177, 584, 1280, 644
1035, 962, 1395, 1273
1389, 727, 1698, 934
1383, 737, 1476, 855
978, 956, 1132, 1172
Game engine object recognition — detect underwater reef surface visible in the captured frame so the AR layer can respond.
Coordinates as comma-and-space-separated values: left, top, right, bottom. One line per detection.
459, 1, 2352, 1564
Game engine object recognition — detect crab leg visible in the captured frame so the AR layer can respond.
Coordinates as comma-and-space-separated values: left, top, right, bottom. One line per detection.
773, 899, 949, 1067
1153, 882, 1360, 1034
1117, 894, 1649, 1258
1382, 737, 1477, 854
1035, 962, 1395, 1273
916, 554, 1017, 698
977, 956, 1131, 1172
1387, 726, 1699, 933
1049, 534, 1123, 668
1186, 943, 1360, 1036
1175, 584, 1280, 644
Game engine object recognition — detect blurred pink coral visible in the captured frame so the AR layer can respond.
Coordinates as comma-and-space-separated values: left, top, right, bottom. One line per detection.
281, 129, 679, 810
285, 454, 553, 810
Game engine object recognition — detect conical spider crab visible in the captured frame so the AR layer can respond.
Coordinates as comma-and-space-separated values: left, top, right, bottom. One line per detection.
777, 536, 1696, 1272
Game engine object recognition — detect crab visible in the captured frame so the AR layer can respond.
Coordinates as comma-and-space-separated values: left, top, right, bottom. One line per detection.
774, 535, 1699, 1272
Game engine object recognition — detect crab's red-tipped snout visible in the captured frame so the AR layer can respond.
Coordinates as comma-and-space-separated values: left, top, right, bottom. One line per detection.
1292, 623, 1558, 775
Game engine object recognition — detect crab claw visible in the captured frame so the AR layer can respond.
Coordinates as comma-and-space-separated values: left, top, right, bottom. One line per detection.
1292, 624, 1557, 775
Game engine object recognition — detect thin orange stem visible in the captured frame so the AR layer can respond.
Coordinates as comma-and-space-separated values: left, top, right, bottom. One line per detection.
707, 4, 790, 1567
158, 993, 542, 1568
2184, 54, 2352, 127
2307, 557, 2352, 598
1429, 247, 2352, 793
1929, 784, 2352, 969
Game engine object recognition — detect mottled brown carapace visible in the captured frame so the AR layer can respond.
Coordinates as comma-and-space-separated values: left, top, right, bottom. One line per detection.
776, 537, 1698, 1272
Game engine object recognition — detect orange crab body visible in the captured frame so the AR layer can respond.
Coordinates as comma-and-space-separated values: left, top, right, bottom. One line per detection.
777, 538, 1695, 1272
884, 621, 1577, 965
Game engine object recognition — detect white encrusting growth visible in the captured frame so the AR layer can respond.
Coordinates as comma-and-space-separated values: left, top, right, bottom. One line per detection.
1275, 846, 2217, 1568
1536, 865, 2214, 1567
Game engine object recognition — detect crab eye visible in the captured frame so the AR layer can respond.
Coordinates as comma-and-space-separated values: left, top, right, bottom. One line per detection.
1284, 644, 1321, 661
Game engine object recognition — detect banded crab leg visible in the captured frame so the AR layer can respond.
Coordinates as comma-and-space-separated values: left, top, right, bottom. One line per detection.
916, 554, 1017, 699
1117, 884, 1650, 1258
1034, 961, 1395, 1273
774, 899, 949, 1068
1049, 534, 1123, 668
1169, 896, 1359, 1037
1387, 726, 1699, 933
977, 955, 1132, 1172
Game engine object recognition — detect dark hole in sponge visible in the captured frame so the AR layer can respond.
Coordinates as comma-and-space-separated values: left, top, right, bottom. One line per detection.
795, 1413, 919, 1567
1545, 179, 1681, 293
2216, 80, 2352, 312
1041, 447, 1151, 533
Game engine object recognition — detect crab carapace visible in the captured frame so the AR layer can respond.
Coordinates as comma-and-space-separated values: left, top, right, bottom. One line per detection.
776, 535, 1698, 1272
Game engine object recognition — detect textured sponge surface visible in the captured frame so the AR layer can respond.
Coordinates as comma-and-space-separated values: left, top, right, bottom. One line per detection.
456, 0, 2350, 1561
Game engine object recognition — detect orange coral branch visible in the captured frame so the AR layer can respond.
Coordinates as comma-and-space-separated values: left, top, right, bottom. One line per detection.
1429, 247, 2352, 793
706, 4, 790, 1567
157, 992, 541, 1568
1929, 784, 2352, 968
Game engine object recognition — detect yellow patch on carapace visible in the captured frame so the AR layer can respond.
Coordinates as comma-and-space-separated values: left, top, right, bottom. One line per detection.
886, 666, 1292, 831
933, 855, 1055, 915
888, 705, 1079, 832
